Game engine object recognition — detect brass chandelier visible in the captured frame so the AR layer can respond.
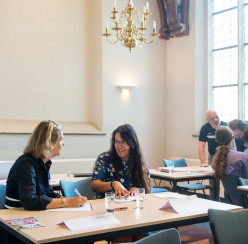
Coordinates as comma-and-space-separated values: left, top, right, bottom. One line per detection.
102, 0, 159, 53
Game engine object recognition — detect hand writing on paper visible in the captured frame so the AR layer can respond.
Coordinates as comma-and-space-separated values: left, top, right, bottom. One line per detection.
112, 181, 129, 200
67, 196, 87, 208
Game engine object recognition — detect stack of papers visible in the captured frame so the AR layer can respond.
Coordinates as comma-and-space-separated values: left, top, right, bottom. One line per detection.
157, 167, 188, 173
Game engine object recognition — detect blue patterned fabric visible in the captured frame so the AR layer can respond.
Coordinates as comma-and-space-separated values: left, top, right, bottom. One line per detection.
92, 153, 150, 199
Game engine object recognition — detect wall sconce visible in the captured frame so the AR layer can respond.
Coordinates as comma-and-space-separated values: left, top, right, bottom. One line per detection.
116, 85, 135, 99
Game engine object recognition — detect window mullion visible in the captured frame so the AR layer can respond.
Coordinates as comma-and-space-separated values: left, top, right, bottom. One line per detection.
238, 0, 245, 119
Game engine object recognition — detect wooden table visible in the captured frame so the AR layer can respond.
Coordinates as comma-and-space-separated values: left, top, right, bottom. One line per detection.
150, 167, 215, 198
0, 194, 242, 244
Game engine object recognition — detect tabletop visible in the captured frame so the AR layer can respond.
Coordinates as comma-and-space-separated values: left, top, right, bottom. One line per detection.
0, 193, 242, 244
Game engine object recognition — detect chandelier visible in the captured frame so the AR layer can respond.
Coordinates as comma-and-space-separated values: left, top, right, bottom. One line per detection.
102, 0, 159, 53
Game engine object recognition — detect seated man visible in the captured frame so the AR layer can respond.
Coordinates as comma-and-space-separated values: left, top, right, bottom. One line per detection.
228, 119, 248, 152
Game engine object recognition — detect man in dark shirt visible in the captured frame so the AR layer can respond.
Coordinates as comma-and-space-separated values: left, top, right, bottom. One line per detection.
198, 109, 227, 201
198, 109, 227, 166
228, 119, 248, 152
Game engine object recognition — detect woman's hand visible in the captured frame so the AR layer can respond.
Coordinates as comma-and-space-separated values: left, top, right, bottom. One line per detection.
129, 187, 137, 197
112, 181, 129, 200
66, 196, 87, 208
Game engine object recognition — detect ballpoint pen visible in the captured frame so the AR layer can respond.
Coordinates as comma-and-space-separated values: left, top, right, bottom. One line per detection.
75, 188, 81, 196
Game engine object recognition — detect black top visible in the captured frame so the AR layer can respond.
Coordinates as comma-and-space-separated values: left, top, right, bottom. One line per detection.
234, 137, 248, 152
5, 153, 60, 210
199, 121, 227, 156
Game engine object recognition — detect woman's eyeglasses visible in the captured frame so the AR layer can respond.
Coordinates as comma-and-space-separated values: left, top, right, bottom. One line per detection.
115, 140, 127, 145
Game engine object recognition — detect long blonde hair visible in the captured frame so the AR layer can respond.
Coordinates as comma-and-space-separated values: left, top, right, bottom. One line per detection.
24, 120, 62, 159
213, 127, 232, 180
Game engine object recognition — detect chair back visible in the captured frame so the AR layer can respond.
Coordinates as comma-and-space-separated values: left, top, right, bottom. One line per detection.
60, 178, 95, 200
0, 184, 6, 209
221, 174, 240, 205
208, 208, 248, 244
239, 177, 248, 186
163, 158, 187, 168
120, 228, 181, 244
238, 177, 248, 208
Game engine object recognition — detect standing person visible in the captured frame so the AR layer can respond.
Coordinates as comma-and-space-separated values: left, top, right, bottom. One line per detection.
198, 109, 227, 200
212, 126, 248, 205
228, 119, 248, 152
91, 124, 150, 200
5, 120, 87, 210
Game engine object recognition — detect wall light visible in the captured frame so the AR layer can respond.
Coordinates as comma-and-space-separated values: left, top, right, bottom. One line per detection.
116, 85, 135, 100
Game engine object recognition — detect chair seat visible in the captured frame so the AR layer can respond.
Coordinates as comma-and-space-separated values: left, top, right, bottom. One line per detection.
178, 184, 209, 191
151, 187, 168, 193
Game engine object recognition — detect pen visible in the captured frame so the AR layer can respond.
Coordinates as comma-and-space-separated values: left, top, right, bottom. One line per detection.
115, 207, 128, 211
75, 188, 81, 196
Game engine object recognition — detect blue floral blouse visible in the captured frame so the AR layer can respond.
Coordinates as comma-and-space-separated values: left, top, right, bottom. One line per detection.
92, 152, 150, 199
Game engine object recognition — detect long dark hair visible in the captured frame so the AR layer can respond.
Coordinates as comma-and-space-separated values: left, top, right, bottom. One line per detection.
213, 126, 232, 180
108, 124, 150, 193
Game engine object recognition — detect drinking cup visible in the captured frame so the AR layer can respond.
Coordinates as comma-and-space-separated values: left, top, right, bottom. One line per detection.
105, 192, 115, 213
136, 188, 145, 209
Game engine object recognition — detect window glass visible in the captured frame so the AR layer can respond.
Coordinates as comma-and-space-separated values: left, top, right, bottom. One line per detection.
213, 48, 238, 86
245, 5, 248, 43
245, 85, 248, 121
213, 86, 238, 122
213, 9, 238, 49
213, 0, 237, 13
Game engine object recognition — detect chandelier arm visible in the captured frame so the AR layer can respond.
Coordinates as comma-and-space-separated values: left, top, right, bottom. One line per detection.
106, 37, 119, 45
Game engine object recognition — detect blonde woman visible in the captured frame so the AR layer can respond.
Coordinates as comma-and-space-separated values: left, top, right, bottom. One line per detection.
5, 120, 86, 210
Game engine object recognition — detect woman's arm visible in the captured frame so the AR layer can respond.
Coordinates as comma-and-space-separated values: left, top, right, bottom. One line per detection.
91, 180, 129, 199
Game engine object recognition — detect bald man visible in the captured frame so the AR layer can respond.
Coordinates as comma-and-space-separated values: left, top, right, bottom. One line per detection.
198, 109, 227, 200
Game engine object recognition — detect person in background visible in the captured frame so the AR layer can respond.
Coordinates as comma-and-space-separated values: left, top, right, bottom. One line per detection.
212, 126, 248, 205
91, 124, 151, 242
5, 120, 87, 210
91, 124, 150, 200
228, 119, 248, 152
198, 109, 227, 200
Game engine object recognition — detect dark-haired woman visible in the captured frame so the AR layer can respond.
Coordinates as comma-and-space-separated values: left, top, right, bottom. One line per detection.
92, 124, 150, 200
212, 126, 248, 204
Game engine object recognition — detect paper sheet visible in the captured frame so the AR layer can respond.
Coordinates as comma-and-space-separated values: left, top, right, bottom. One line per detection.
58, 213, 121, 231
115, 196, 136, 203
46, 204, 92, 212
159, 195, 205, 213
152, 192, 192, 199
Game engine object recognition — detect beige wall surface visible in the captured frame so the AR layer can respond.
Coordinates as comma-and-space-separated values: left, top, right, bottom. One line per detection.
0, 0, 207, 172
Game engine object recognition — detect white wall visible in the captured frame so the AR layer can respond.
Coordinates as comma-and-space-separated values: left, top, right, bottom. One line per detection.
0, 0, 207, 172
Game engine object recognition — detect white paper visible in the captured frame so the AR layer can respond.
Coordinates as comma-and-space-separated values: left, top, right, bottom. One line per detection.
58, 213, 121, 231
152, 192, 191, 199
159, 195, 204, 213
0, 179, 7, 185
115, 196, 136, 203
49, 179, 60, 185
46, 204, 92, 212
158, 167, 188, 173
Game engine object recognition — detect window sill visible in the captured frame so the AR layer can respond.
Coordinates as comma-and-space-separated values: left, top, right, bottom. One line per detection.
0, 119, 105, 135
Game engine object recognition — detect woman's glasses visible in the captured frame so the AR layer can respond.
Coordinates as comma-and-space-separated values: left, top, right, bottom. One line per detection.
115, 140, 127, 145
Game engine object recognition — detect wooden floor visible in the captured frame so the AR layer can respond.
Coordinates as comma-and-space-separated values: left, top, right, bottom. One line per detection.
95, 222, 215, 244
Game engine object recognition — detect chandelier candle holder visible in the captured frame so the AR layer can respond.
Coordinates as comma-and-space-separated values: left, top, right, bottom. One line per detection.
102, 0, 159, 53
